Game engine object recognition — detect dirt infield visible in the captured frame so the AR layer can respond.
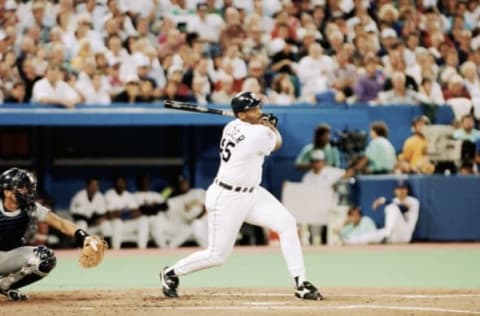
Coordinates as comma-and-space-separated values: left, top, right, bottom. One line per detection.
3, 288, 480, 316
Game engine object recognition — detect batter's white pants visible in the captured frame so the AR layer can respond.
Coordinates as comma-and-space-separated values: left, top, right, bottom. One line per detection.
111, 216, 149, 250
170, 184, 306, 281
344, 204, 414, 245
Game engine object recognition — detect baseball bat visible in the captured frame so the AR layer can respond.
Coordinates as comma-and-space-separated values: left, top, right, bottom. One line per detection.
164, 100, 234, 117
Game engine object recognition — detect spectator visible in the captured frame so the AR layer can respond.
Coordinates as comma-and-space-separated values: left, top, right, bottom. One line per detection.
113, 75, 141, 103
344, 182, 420, 244
458, 162, 475, 175
460, 61, 480, 104
453, 114, 480, 143
354, 55, 385, 104
297, 42, 333, 103
337, 206, 377, 245
397, 116, 434, 174
380, 72, 420, 105
268, 73, 296, 105
187, 2, 224, 44
211, 75, 235, 104
191, 75, 211, 105
330, 47, 356, 103
358, 121, 397, 174
138, 79, 158, 103
84, 72, 111, 105
31, 64, 81, 108
417, 77, 445, 105
295, 123, 341, 170
4, 81, 27, 103
443, 74, 471, 101
105, 175, 148, 250
301, 149, 353, 187
133, 174, 169, 248
70, 177, 111, 239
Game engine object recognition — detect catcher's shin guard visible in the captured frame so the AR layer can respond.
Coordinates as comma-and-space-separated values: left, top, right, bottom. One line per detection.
160, 267, 179, 298
0, 246, 56, 301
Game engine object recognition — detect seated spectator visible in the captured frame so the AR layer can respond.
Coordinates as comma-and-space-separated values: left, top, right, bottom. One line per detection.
4, 81, 27, 103
453, 114, 480, 142
354, 55, 385, 104
211, 75, 235, 104
460, 61, 480, 104
83, 71, 111, 105
191, 75, 211, 105
343, 182, 420, 244
295, 123, 341, 170
397, 116, 435, 174
113, 75, 141, 103
133, 174, 169, 248
330, 47, 357, 103
31, 64, 81, 108
137, 79, 159, 103
357, 121, 397, 174
105, 175, 148, 250
301, 149, 353, 186
337, 206, 377, 245
19, 59, 42, 102
268, 73, 296, 105
70, 177, 111, 239
297, 42, 333, 103
241, 77, 269, 103
164, 176, 208, 248
443, 74, 471, 101
380, 72, 420, 105
417, 77, 445, 105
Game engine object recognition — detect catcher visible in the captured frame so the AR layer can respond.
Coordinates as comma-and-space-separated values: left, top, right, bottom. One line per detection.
0, 168, 107, 301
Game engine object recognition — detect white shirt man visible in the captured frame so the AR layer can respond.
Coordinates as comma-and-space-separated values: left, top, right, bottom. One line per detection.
165, 188, 208, 248
32, 65, 80, 108
133, 185, 169, 248
187, 3, 224, 43
345, 183, 420, 244
302, 150, 346, 187
105, 177, 148, 250
70, 178, 111, 237
297, 43, 334, 101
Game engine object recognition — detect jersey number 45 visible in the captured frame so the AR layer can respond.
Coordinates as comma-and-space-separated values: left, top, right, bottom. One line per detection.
220, 138, 236, 162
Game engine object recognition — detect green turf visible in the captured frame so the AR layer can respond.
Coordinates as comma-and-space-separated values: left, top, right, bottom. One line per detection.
27, 248, 480, 291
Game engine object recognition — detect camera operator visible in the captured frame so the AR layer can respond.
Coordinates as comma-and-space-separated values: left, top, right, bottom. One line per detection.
295, 124, 341, 171
354, 121, 397, 174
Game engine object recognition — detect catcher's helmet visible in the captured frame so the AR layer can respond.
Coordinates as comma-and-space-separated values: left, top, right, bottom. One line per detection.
0, 168, 37, 209
231, 91, 262, 114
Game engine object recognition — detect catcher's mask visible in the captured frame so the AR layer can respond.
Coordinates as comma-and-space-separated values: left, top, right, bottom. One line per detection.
0, 168, 37, 209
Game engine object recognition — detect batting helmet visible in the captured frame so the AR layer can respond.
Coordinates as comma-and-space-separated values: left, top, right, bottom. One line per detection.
0, 168, 37, 209
231, 91, 262, 114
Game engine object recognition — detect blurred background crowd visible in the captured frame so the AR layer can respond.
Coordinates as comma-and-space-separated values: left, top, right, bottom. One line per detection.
0, 0, 480, 110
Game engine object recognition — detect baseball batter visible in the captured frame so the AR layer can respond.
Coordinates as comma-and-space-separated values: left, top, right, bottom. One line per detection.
0, 168, 106, 301
161, 92, 322, 300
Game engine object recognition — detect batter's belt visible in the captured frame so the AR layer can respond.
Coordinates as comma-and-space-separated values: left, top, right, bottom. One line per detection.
214, 179, 255, 193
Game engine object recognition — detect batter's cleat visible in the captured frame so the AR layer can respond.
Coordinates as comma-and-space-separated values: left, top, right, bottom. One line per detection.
0, 289, 28, 301
160, 267, 179, 298
294, 281, 323, 300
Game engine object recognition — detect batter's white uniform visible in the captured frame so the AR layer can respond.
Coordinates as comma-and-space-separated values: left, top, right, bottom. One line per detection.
170, 118, 307, 282
133, 191, 169, 248
70, 189, 112, 238
165, 188, 208, 248
105, 189, 148, 250
345, 196, 420, 244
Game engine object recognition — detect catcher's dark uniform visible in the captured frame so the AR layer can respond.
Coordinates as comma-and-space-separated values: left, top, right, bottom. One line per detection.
0, 168, 56, 301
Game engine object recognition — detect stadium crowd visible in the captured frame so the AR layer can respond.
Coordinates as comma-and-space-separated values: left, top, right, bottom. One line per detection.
0, 0, 479, 113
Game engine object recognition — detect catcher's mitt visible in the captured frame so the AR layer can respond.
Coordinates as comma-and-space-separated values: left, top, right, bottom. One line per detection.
79, 235, 107, 268
261, 113, 278, 127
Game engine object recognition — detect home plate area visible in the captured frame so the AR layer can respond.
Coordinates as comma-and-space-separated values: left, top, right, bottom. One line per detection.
3, 288, 480, 316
